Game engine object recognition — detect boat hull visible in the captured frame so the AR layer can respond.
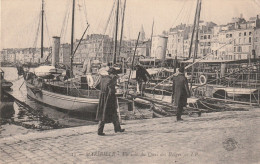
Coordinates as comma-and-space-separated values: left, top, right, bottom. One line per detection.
26, 84, 99, 113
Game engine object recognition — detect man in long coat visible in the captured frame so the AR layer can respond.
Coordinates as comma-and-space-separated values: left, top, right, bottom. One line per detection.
135, 64, 151, 96
96, 67, 125, 135
172, 66, 190, 121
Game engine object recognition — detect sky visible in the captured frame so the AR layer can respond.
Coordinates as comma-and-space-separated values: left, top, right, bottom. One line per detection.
1, 0, 260, 49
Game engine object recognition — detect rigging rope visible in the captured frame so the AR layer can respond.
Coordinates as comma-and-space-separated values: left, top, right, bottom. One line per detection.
32, 13, 42, 49
60, 1, 69, 37
60, 0, 71, 43
103, 0, 116, 35
83, 0, 88, 24
77, 0, 86, 34
170, 0, 187, 28
44, 14, 51, 47
186, 0, 196, 24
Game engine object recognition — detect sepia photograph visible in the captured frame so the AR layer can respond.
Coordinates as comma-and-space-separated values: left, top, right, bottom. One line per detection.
1, 0, 260, 163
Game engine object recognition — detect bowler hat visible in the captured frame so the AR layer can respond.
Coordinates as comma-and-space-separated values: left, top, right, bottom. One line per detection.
107, 67, 117, 74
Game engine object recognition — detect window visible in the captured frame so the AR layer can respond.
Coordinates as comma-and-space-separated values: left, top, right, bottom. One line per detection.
226, 34, 229, 38
238, 46, 241, 52
249, 37, 251, 43
204, 35, 207, 39
239, 33, 242, 37
234, 47, 236, 52
249, 32, 252, 35
208, 35, 211, 39
230, 34, 232, 37
244, 32, 246, 36
201, 36, 204, 39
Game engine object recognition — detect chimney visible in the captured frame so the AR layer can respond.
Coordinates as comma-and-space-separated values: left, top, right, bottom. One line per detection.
52, 36, 60, 67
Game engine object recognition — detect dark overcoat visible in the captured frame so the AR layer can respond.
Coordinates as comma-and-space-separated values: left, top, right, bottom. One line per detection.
172, 73, 190, 108
96, 75, 118, 123
136, 66, 151, 82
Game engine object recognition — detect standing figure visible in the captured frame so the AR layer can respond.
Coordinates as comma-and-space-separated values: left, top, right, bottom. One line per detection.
172, 66, 190, 121
16, 64, 24, 78
135, 64, 151, 96
96, 67, 125, 136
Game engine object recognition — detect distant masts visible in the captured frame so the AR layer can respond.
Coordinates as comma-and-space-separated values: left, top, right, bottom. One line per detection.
70, 0, 75, 77
41, 0, 44, 58
118, 0, 127, 58
113, 0, 120, 65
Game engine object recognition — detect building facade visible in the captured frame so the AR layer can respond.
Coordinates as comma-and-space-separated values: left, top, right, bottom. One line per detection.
166, 14, 260, 61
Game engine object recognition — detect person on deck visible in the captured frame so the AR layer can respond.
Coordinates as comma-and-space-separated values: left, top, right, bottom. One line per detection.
172, 66, 191, 121
135, 64, 151, 96
96, 67, 125, 136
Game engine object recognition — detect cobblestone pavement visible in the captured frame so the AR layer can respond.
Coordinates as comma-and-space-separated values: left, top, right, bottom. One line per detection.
1, 108, 260, 164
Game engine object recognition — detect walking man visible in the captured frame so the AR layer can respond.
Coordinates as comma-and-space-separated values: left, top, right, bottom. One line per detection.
96, 67, 125, 136
172, 66, 190, 121
135, 64, 151, 96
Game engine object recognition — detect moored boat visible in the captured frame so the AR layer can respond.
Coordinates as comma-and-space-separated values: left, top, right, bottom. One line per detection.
21, 0, 101, 114
25, 80, 99, 113
0, 68, 14, 113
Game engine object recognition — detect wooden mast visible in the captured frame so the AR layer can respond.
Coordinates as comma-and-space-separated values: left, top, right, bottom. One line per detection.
41, 0, 44, 58
118, 0, 126, 57
70, 0, 75, 77
126, 32, 141, 94
113, 0, 120, 65
188, 0, 199, 59
190, 0, 202, 90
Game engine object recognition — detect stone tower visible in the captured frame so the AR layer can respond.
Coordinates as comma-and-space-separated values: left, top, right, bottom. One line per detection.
139, 25, 146, 41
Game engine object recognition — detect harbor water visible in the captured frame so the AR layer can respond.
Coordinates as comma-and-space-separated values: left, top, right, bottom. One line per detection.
0, 67, 112, 137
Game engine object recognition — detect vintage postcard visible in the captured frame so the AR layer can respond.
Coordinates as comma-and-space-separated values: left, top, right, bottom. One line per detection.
1, 0, 260, 163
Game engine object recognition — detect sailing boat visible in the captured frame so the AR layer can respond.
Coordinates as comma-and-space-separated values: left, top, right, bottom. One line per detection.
24, 0, 100, 113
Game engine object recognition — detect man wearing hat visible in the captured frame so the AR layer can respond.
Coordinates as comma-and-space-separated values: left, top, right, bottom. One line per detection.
172, 66, 190, 121
135, 64, 151, 96
96, 67, 125, 135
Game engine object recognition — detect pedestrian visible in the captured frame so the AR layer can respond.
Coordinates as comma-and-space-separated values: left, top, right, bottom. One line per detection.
16, 64, 24, 78
96, 67, 125, 136
135, 64, 151, 96
172, 66, 190, 121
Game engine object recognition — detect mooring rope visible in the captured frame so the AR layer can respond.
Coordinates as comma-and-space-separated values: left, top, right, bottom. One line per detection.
198, 100, 216, 111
